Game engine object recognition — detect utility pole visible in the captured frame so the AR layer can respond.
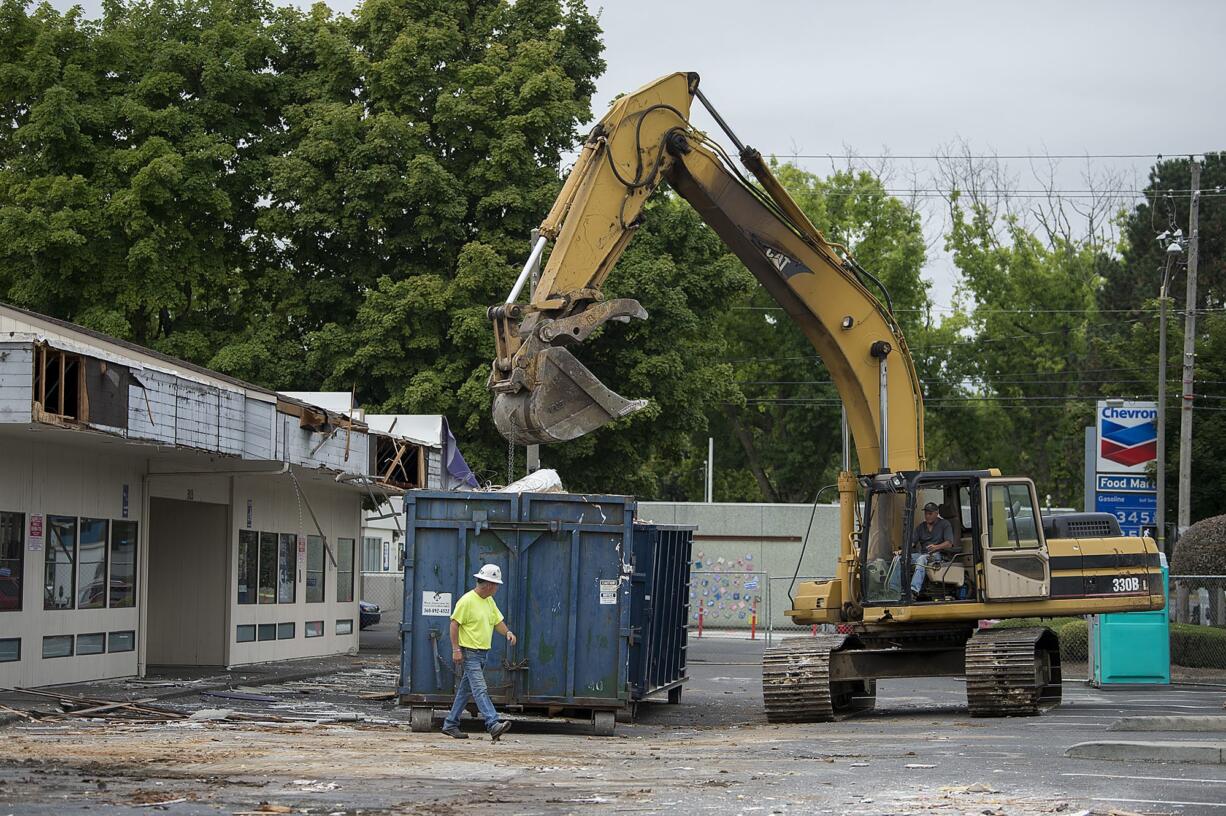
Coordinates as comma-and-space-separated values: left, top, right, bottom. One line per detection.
1177, 159, 1201, 533
1156, 240, 1182, 558
525, 229, 542, 476
706, 437, 714, 503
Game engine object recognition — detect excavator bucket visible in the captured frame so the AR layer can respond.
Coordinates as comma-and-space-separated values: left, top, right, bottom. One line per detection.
492, 347, 648, 445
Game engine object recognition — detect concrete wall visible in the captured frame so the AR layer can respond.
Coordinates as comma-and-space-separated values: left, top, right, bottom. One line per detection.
0, 435, 365, 688
0, 436, 145, 688
639, 502, 842, 630
227, 473, 362, 665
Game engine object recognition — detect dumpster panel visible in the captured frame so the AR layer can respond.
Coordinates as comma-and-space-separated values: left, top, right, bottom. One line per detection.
399, 490, 634, 711
628, 523, 694, 700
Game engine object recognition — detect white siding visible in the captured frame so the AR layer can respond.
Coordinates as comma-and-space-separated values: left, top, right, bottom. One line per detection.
128, 370, 177, 444
278, 413, 369, 474
0, 343, 32, 423
243, 397, 276, 460
219, 390, 245, 456
174, 381, 221, 451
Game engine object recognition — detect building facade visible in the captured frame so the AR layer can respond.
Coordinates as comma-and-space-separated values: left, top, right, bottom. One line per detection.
0, 304, 376, 687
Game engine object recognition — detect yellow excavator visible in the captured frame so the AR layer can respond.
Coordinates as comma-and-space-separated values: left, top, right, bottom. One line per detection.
487, 72, 1165, 720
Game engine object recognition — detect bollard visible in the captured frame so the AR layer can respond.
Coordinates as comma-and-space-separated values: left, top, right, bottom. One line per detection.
811, 624, 817, 637
751, 602, 757, 640
698, 607, 703, 638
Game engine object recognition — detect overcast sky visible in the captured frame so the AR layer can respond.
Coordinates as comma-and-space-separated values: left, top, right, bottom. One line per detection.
45, 0, 1226, 304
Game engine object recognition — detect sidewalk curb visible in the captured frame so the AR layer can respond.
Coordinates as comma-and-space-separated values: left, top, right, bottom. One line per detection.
1109, 715, 1226, 733
1065, 740, 1226, 764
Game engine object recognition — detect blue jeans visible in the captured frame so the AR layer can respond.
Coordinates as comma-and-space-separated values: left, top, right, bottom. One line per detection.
443, 647, 501, 732
888, 552, 936, 595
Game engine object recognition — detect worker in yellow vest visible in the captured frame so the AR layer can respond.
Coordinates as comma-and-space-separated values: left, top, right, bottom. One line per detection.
442, 563, 517, 740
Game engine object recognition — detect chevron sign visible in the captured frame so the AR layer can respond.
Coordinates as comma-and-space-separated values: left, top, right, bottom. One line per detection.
1095, 400, 1158, 474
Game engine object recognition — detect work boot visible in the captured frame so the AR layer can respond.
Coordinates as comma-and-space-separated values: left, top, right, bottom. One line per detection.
441, 726, 468, 740
489, 720, 512, 741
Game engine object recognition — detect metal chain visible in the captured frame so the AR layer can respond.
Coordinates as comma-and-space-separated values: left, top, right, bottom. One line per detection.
506, 427, 514, 486
289, 466, 304, 538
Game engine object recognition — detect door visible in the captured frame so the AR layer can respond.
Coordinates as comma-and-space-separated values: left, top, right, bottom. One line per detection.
147, 498, 228, 665
979, 480, 1050, 601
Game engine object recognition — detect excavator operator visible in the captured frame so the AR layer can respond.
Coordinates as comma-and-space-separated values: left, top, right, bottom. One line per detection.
889, 502, 954, 598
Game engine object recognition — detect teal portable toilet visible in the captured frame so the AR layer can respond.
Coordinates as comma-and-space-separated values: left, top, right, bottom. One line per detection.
1088, 553, 1170, 686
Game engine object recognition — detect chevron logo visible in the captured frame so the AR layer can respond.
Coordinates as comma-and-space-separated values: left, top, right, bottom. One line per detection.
1100, 419, 1157, 467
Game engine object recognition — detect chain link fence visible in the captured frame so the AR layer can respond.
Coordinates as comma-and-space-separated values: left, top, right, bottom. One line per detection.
1168, 575, 1226, 678
359, 572, 404, 622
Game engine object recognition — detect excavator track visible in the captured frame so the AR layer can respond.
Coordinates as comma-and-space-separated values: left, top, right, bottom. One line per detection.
965, 627, 1062, 717
762, 635, 875, 723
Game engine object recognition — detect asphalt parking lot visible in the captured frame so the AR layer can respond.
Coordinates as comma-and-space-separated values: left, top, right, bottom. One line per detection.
2, 635, 1224, 815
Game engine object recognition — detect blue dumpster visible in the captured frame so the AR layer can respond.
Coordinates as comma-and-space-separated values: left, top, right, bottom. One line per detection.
398, 490, 692, 734
1088, 553, 1171, 686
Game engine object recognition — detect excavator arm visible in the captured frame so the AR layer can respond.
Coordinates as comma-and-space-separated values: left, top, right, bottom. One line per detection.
488, 71, 926, 474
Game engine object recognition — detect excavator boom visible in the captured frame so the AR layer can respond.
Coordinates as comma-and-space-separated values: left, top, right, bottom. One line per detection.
488, 72, 925, 474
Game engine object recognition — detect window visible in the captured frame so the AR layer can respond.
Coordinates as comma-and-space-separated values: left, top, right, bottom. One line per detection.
277, 622, 295, 639
45, 516, 76, 609
306, 535, 324, 603
336, 538, 354, 603
258, 532, 277, 604
110, 521, 137, 608
42, 635, 74, 658
0, 512, 22, 612
236, 624, 256, 643
33, 345, 83, 420
108, 631, 135, 652
238, 530, 259, 604
77, 633, 105, 655
77, 518, 108, 609
335, 619, 353, 635
257, 623, 276, 641
362, 537, 383, 572
304, 621, 323, 638
278, 533, 297, 604
986, 483, 1042, 550
0, 638, 18, 662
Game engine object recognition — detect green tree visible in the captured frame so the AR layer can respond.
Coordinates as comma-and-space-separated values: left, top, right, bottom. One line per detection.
0, 0, 288, 357
944, 194, 1118, 505
293, 0, 608, 485
1096, 153, 1226, 524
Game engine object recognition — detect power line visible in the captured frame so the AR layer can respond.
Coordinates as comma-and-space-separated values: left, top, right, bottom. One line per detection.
731, 306, 1226, 315
768, 152, 1214, 161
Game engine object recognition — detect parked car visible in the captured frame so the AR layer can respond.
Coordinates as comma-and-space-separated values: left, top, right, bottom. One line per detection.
359, 600, 381, 629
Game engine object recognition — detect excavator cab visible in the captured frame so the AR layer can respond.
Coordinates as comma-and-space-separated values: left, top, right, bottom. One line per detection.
858, 471, 1052, 607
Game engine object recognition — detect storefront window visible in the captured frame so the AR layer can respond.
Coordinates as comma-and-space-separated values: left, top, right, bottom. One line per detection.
336, 538, 354, 603
77, 518, 108, 609
44, 516, 76, 610
0, 512, 22, 612
277, 533, 297, 604
237, 530, 258, 604
306, 535, 324, 603
258, 532, 277, 604
109, 521, 137, 608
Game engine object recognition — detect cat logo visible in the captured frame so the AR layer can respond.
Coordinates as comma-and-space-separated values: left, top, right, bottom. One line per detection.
750, 235, 811, 279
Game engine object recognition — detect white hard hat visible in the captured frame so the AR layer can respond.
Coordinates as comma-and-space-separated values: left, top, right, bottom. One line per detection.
473, 564, 503, 584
